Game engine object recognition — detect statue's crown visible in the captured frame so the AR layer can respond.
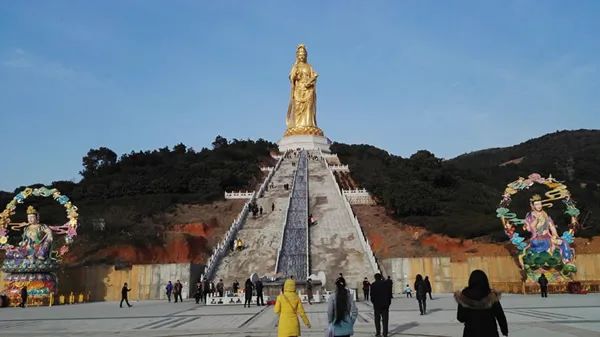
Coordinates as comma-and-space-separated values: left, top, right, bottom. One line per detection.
530, 194, 542, 202
27, 205, 38, 215
296, 44, 306, 52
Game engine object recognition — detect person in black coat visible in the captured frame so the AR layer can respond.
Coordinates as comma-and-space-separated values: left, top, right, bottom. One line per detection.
362, 277, 371, 301
424, 276, 433, 300
255, 280, 264, 306
20, 286, 28, 308
414, 274, 427, 315
454, 270, 508, 337
370, 273, 391, 337
244, 278, 254, 308
538, 274, 549, 298
120, 283, 132, 308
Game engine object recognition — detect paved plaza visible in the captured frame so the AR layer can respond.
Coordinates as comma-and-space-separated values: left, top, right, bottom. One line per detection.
1, 293, 599, 336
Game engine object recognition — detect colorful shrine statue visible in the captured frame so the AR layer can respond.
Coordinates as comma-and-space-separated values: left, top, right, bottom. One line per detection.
497, 174, 578, 283
5, 206, 54, 262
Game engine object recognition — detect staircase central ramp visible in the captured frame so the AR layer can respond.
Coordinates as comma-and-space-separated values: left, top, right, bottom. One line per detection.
213, 157, 295, 286
275, 151, 309, 280
308, 150, 374, 289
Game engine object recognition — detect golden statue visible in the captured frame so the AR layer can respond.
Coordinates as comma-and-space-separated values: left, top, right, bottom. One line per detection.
284, 44, 324, 136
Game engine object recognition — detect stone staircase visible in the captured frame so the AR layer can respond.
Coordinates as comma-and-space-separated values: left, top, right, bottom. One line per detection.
275, 151, 309, 280
212, 157, 295, 287
308, 152, 374, 289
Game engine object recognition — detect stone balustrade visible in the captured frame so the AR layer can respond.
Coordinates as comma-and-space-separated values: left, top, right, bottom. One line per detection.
343, 189, 376, 205
224, 191, 255, 199
329, 164, 349, 172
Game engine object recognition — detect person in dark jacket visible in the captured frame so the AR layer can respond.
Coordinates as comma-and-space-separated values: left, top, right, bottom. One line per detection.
455, 270, 508, 337
424, 276, 433, 300
166, 281, 173, 302
120, 283, 132, 308
370, 273, 391, 337
256, 279, 264, 306
233, 280, 240, 295
244, 278, 254, 308
414, 274, 427, 315
362, 277, 371, 301
174, 280, 183, 303
194, 280, 203, 304
20, 286, 28, 308
202, 279, 210, 303
538, 274, 549, 298
217, 279, 224, 297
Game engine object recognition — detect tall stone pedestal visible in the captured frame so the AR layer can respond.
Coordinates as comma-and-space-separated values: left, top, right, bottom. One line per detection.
278, 134, 331, 153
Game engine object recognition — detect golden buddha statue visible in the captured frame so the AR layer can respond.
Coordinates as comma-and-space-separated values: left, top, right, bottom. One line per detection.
284, 44, 324, 137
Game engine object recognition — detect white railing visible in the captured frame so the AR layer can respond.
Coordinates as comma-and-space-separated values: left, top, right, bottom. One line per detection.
319, 149, 381, 275
258, 156, 284, 198
343, 189, 375, 205
224, 191, 255, 199
202, 153, 286, 281
260, 167, 274, 172
329, 165, 349, 172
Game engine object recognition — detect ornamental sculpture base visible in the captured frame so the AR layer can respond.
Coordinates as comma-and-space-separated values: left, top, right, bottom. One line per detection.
278, 134, 331, 153
3, 271, 57, 306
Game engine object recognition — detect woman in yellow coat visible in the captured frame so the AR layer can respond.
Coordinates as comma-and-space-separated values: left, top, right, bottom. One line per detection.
274, 279, 311, 337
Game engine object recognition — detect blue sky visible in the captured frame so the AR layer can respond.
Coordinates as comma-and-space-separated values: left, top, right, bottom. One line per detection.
1, 1, 599, 191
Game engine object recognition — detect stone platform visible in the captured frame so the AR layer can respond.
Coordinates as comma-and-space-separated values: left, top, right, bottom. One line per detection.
2, 293, 598, 336
278, 134, 331, 153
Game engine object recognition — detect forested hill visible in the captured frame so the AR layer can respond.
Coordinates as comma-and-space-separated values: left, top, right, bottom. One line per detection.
332, 129, 600, 240
0, 137, 277, 246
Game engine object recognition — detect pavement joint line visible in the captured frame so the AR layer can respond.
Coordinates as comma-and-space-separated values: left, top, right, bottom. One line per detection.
147, 316, 187, 330
168, 316, 200, 329
238, 305, 269, 328
507, 308, 582, 320
506, 309, 578, 320
134, 317, 173, 330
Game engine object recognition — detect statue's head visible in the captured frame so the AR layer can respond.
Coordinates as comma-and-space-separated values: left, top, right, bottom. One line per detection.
26, 206, 39, 224
530, 194, 543, 212
296, 44, 307, 62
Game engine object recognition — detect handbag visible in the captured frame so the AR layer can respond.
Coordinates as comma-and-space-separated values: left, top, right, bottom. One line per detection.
325, 322, 335, 337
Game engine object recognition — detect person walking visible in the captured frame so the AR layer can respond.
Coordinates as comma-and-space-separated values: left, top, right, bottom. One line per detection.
386, 276, 394, 298
306, 278, 314, 305
203, 279, 210, 303
538, 274, 549, 298
233, 280, 240, 295
259, 206, 263, 215
272, 202, 275, 212
217, 279, 224, 297
327, 278, 358, 337
455, 269, 508, 337
19, 286, 28, 308
274, 278, 311, 337
404, 284, 413, 298
370, 273, 391, 337
362, 277, 371, 301
120, 283, 133, 308
195, 280, 203, 304
415, 274, 427, 315
244, 278, 254, 308
210, 281, 216, 297
174, 280, 183, 303
424, 276, 433, 300
166, 281, 173, 302
256, 279, 265, 306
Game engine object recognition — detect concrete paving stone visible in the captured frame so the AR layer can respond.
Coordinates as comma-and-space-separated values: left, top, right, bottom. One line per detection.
1, 293, 598, 336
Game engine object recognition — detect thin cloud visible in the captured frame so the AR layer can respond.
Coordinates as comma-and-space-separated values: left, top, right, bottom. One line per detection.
2, 48, 105, 86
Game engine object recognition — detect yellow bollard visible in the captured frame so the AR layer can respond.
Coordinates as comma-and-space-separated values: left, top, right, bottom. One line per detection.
78, 293, 84, 303
59, 294, 65, 305
49, 292, 54, 307
69, 292, 75, 305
